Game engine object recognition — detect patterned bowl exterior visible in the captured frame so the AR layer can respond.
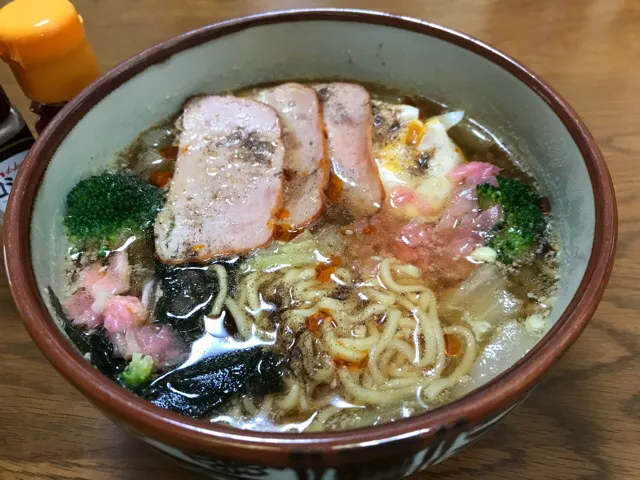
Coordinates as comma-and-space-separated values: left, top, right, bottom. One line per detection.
141, 394, 528, 479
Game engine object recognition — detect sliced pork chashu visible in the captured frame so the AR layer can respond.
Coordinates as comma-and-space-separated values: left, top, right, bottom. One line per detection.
314, 83, 383, 217
154, 95, 285, 263
256, 83, 329, 228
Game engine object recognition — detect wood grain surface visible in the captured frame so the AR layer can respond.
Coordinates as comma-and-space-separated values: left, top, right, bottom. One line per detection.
0, 1, 636, 479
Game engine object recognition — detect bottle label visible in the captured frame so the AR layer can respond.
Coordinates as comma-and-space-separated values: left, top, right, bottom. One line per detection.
0, 119, 35, 217
0, 149, 27, 213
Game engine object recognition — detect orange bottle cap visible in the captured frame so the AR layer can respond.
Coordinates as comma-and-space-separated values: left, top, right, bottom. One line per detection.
0, 0, 100, 104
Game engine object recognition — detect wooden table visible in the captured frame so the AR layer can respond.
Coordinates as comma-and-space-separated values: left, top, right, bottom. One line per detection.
0, 0, 637, 478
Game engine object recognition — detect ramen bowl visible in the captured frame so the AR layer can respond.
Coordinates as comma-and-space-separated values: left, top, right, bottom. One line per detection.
4, 9, 616, 479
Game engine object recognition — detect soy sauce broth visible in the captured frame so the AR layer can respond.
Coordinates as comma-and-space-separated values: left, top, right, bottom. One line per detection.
60, 81, 558, 433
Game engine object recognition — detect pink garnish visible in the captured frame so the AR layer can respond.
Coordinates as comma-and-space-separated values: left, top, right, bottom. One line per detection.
389, 187, 435, 216
391, 178, 502, 281
389, 187, 415, 207
62, 289, 102, 329
63, 251, 185, 367
110, 325, 184, 366
78, 251, 131, 314
448, 161, 500, 186
102, 295, 147, 334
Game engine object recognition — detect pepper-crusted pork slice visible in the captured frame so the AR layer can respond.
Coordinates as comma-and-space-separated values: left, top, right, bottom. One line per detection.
256, 83, 329, 228
154, 95, 285, 263
314, 83, 383, 216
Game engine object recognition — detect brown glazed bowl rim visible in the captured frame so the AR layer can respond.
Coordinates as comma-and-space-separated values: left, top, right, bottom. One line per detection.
4, 8, 617, 467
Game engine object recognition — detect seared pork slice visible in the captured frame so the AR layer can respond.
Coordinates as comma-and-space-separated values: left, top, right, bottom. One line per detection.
314, 83, 383, 216
256, 83, 329, 227
154, 95, 285, 263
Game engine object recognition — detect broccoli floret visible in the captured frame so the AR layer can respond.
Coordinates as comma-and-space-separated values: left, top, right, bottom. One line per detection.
64, 172, 163, 249
119, 353, 154, 388
477, 176, 546, 264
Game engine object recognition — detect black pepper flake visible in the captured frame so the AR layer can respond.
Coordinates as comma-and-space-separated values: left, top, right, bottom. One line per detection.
215, 129, 276, 164
316, 87, 330, 102
330, 285, 351, 300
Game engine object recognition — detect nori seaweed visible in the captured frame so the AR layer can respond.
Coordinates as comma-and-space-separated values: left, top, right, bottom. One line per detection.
142, 346, 285, 418
153, 264, 219, 342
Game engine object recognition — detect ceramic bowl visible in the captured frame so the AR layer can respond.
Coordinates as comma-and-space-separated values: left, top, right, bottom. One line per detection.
4, 9, 616, 479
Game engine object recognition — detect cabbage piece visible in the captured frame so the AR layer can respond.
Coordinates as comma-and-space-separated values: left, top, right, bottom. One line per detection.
469, 246, 498, 263
244, 229, 344, 271
463, 315, 493, 340
245, 237, 317, 270
453, 320, 540, 398
524, 313, 548, 335
247, 252, 316, 270
440, 265, 523, 337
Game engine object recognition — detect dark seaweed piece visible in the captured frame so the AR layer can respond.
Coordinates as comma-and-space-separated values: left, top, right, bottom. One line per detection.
48, 287, 126, 379
154, 264, 220, 342
88, 328, 126, 379
142, 347, 285, 418
49, 286, 91, 354
144, 385, 224, 418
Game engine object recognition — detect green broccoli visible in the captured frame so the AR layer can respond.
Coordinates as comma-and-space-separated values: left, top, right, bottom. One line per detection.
64, 172, 163, 249
477, 175, 546, 264
119, 353, 154, 388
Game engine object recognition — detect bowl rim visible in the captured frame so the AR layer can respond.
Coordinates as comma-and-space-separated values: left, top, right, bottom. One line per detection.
4, 8, 617, 467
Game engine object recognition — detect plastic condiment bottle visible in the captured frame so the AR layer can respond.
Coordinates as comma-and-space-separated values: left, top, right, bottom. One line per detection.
0, 84, 34, 221
0, 0, 100, 133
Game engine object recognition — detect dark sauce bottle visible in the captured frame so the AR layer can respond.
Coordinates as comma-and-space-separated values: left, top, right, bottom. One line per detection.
0, 85, 34, 221
0, 0, 100, 134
